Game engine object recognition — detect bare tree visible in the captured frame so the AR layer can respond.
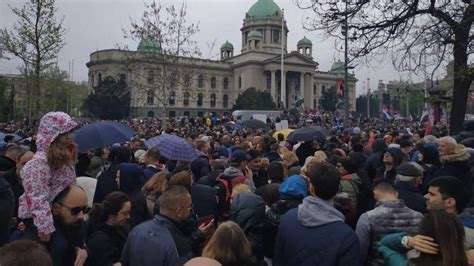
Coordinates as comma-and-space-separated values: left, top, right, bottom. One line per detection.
121, 1, 202, 126
1, 0, 66, 120
296, 0, 473, 134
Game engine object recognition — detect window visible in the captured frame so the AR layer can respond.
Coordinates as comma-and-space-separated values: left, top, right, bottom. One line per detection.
183, 91, 190, 106
239, 76, 242, 89
266, 74, 271, 90
197, 92, 203, 106
198, 112, 204, 117
223, 77, 229, 90
257, 29, 265, 41
211, 77, 216, 89
210, 93, 216, 107
272, 30, 280, 43
119, 73, 126, 81
147, 70, 154, 84
169, 111, 176, 118
313, 84, 317, 95
169, 72, 176, 88
147, 90, 154, 105
184, 74, 191, 88
223, 94, 229, 108
147, 111, 154, 118
98, 73, 102, 83
198, 75, 204, 88
169, 91, 176, 106
184, 111, 190, 117
91, 74, 95, 86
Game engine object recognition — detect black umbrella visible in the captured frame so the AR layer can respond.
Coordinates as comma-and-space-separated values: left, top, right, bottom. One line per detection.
288, 127, 329, 142
75, 121, 135, 151
460, 137, 474, 148
241, 119, 267, 129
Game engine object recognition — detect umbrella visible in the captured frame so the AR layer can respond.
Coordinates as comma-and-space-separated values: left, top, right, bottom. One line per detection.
460, 137, 474, 148
287, 127, 329, 142
145, 134, 197, 161
0, 133, 23, 142
273, 128, 294, 140
242, 119, 267, 129
75, 121, 134, 151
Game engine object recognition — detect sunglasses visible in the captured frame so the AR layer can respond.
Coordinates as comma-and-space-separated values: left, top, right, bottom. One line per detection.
58, 203, 90, 216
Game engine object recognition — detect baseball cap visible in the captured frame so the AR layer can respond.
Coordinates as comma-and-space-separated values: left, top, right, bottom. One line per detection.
230, 150, 250, 163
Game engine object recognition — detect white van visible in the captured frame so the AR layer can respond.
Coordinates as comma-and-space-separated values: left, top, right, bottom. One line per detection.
232, 110, 282, 122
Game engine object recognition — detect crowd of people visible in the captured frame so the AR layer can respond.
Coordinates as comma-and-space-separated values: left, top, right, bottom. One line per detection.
0, 110, 474, 266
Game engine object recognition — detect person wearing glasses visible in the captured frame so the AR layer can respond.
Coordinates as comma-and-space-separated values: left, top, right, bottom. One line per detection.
21, 185, 89, 266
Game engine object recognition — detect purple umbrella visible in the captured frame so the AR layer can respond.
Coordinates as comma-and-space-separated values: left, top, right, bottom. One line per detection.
145, 134, 197, 161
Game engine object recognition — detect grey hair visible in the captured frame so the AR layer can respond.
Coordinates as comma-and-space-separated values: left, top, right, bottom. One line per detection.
439, 136, 457, 148
423, 135, 438, 144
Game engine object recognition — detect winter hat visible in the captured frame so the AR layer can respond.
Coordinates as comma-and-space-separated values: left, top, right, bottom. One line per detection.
353, 127, 361, 134
396, 162, 423, 177
400, 140, 413, 148
388, 143, 401, 149
279, 175, 308, 200
230, 150, 250, 163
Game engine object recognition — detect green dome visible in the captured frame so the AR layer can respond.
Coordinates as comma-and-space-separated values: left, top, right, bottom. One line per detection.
329, 60, 345, 74
248, 30, 263, 38
297, 36, 312, 46
221, 40, 234, 49
247, 0, 282, 20
137, 37, 161, 52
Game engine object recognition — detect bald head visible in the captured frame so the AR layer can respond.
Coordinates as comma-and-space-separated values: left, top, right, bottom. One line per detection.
184, 257, 222, 266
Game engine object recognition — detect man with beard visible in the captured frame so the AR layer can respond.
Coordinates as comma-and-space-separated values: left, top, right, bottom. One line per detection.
23, 185, 89, 266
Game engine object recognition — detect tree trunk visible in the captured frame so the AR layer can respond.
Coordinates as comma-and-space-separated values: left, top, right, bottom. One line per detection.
449, 31, 472, 135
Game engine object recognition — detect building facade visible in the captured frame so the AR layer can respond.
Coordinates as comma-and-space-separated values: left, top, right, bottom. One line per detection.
86, 0, 357, 118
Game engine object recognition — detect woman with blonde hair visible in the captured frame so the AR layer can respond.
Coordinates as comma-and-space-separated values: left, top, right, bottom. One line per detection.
203, 221, 256, 266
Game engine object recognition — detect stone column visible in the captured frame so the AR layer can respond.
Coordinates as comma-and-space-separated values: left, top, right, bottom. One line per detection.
271, 70, 276, 102
300, 72, 305, 99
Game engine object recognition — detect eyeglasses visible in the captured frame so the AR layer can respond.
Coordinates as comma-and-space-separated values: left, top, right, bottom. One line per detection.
57, 203, 90, 216
176, 203, 194, 213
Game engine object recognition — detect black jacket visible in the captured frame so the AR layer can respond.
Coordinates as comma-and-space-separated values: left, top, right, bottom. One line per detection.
296, 143, 316, 167
191, 155, 210, 181
395, 181, 427, 214
0, 177, 14, 246
191, 183, 218, 220
197, 170, 222, 187
93, 164, 119, 204
86, 224, 129, 266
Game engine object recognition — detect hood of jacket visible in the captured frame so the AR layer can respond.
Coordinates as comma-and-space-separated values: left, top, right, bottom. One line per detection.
297, 196, 345, 227
386, 147, 405, 168
223, 166, 244, 179
440, 144, 470, 163
36, 112, 77, 153
230, 192, 265, 232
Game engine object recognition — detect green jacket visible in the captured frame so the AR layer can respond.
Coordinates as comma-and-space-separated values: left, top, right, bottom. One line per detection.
376, 232, 408, 266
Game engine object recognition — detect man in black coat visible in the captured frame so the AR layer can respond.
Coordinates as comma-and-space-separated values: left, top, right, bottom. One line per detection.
143, 148, 162, 180
191, 140, 210, 181
0, 177, 14, 246
394, 162, 427, 214
364, 139, 387, 181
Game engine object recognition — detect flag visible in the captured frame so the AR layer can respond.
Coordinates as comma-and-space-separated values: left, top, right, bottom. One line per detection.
408, 113, 413, 122
336, 80, 344, 97
382, 105, 391, 119
420, 107, 429, 122
424, 108, 434, 136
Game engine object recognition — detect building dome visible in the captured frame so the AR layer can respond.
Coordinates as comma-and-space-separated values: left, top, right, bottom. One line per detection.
137, 37, 161, 52
221, 40, 234, 49
297, 36, 312, 46
248, 30, 263, 38
329, 60, 345, 74
246, 0, 282, 20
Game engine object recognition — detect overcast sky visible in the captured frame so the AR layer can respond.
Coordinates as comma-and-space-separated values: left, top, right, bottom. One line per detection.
0, 0, 441, 95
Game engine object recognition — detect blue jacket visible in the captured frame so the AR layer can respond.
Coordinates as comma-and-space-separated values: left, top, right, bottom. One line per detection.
143, 166, 160, 181
274, 196, 362, 266
121, 215, 181, 266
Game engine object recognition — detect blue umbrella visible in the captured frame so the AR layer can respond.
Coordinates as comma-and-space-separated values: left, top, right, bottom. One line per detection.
75, 121, 134, 151
0, 133, 23, 142
145, 134, 197, 161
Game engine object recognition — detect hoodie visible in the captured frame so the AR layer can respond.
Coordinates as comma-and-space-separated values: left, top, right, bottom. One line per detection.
18, 112, 77, 235
275, 195, 361, 266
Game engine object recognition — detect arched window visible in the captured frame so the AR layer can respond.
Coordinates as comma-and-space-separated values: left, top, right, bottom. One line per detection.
210, 93, 216, 107
198, 75, 204, 88
211, 77, 216, 88
239, 76, 242, 89
223, 77, 229, 90
91, 74, 95, 87
119, 73, 126, 82
223, 94, 229, 108
183, 91, 190, 106
147, 70, 154, 84
184, 74, 191, 88
169, 91, 176, 106
98, 73, 103, 83
197, 92, 203, 106
147, 90, 154, 105
169, 72, 176, 88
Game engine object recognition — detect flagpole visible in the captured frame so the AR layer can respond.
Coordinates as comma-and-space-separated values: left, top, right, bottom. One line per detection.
280, 9, 285, 109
